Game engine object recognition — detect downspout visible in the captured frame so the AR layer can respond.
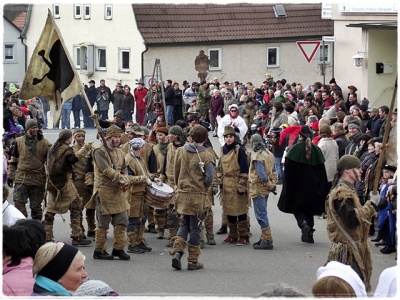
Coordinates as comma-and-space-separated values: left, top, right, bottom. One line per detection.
19, 4, 32, 73
141, 44, 148, 82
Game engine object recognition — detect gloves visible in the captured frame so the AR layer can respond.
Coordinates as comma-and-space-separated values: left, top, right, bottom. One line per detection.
75, 142, 93, 159
87, 185, 93, 194
369, 191, 380, 206
153, 177, 163, 186
7, 178, 13, 188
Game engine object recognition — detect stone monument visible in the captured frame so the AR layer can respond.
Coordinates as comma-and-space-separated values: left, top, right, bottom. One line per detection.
195, 50, 210, 83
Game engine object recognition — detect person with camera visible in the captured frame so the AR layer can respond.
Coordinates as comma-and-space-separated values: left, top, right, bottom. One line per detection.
96, 80, 112, 120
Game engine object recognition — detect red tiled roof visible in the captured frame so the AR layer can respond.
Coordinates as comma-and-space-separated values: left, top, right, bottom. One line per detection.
13, 12, 26, 30
132, 3, 334, 45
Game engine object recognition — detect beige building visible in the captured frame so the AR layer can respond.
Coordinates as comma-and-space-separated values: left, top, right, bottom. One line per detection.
329, 3, 397, 107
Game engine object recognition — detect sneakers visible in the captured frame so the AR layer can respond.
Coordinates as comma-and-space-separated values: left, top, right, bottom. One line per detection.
222, 235, 237, 244
187, 262, 204, 270
111, 249, 130, 260
171, 252, 182, 270
93, 250, 114, 260
216, 225, 228, 235
138, 242, 152, 252
72, 237, 92, 246
236, 237, 249, 246
127, 245, 145, 254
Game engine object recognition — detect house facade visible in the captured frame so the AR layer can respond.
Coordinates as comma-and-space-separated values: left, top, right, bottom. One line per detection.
330, 3, 397, 107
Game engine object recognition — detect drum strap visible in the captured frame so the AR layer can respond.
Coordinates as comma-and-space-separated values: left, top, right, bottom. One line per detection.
134, 155, 149, 177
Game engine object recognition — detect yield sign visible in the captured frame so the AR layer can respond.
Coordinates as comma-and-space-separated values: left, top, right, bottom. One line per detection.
296, 41, 321, 63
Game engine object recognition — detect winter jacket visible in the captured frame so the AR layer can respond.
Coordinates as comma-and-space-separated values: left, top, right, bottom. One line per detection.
2, 257, 35, 296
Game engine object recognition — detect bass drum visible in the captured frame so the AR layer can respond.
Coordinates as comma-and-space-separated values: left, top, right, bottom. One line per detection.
145, 181, 174, 210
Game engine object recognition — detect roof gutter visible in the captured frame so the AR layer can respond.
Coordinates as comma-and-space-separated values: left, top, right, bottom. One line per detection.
19, 4, 32, 73
141, 44, 148, 82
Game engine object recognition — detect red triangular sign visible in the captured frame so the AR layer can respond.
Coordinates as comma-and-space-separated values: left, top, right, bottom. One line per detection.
296, 41, 321, 63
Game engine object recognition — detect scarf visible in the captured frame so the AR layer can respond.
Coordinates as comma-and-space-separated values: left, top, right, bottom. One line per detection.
158, 142, 169, 156
24, 134, 37, 153
229, 112, 238, 119
35, 275, 71, 296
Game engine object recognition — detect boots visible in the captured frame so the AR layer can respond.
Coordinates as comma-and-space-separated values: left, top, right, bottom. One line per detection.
371, 230, 383, 242
301, 220, 311, 243
253, 227, 273, 250
217, 224, 228, 235
223, 223, 238, 244
157, 227, 165, 239
93, 250, 114, 260
187, 244, 203, 270
93, 228, 113, 260
127, 228, 144, 254
206, 233, 216, 245
170, 236, 186, 270
236, 220, 249, 246
111, 249, 130, 260
137, 226, 152, 252
112, 225, 130, 260
72, 236, 92, 246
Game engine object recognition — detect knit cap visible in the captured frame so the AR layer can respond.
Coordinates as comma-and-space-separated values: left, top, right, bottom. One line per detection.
59, 129, 72, 140
25, 119, 38, 131
337, 155, 361, 172
74, 280, 118, 296
169, 125, 183, 136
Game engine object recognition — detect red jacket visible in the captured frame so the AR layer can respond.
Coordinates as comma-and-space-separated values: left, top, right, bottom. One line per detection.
134, 87, 149, 110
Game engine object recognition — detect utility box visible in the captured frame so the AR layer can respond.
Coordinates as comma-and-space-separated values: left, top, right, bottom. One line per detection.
376, 62, 393, 74
376, 62, 384, 74
383, 62, 393, 74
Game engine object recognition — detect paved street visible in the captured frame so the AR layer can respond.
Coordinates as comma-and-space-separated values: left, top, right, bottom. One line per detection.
5, 128, 396, 297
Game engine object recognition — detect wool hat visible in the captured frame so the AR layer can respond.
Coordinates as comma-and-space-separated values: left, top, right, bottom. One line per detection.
59, 129, 72, 140
129, 137, 146, 150
316, 261, 367, 297
114, 110, 123, 119
368, 107, 378, 113
348, 123, 360, 131
73, 128, 86, 137
337, 155, 361, 172
299, 126, 313, 139
359, 133, 372, 143
169, 125, 183, 136
245, 97, 255, 103
359, 104, 368, 111
223, 126, 236, 136
105, 125, 123, 138
228, 103, 239, 111
156, 127, 169, 135
25, 119, 38, 131
74, 280, 118, 297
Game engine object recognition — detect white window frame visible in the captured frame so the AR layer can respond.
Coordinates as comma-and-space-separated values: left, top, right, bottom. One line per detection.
105, 4, 113, 20
119, 48, 130, 73
83, 4, 91, 19
96, 48, 107, 71
73, 45, 81, 69
74, 4, 82, 19
4, 43, 16, 63
267, 46, 280, 68
53, 4, 60, 18
319, 43, 331, 64
208, 48, 222, 71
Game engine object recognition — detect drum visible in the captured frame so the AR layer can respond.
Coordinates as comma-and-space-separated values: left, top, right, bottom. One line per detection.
145, 181, 174, 210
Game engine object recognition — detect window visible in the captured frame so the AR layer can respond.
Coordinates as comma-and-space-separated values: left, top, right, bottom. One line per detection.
74, 4, 81, 19
273, 5, 287, 18
319, 44, 331, 64
208, 48, 222, 70
105, 4, 112, 20
79, 43, 94, 74
96, 48, 106, 70
83, 4, 91, 19
267, 46, 279, 68
53, 4, 60, 18
119, 48, 130, 72
4, 44, 16, 62
73, 45, 81, 69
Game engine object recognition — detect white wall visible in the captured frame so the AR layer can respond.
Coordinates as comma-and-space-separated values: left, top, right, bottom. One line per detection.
144, 42, 332, 89
3, 20, 26, 86
25, 3, 145, 89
